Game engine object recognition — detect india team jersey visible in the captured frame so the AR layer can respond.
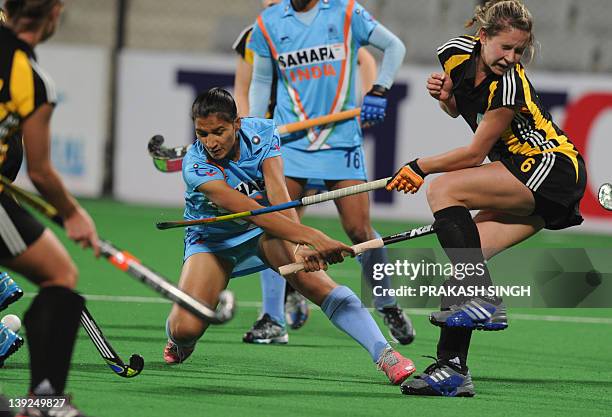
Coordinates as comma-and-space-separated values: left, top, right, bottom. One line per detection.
249, 0, 377, 150
182, 117, 282, 251
437, 35, 580, 175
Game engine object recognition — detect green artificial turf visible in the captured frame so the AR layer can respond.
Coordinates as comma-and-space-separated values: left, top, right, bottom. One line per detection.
2, 199, 611, 417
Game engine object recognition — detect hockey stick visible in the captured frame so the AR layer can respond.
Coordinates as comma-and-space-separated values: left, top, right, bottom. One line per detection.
0, 176, 235, 325
156, 176, 391, 230
598, 183, 612, 211
278, 225, 436, 276
80, 306, 144, 378
148, 108, 361, 172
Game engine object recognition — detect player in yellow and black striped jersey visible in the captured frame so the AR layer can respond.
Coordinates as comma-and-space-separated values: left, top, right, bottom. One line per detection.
0, 22, 57, 183
436, 33, 585, 223
0, 1, 98, 414
386, 0, 587, 397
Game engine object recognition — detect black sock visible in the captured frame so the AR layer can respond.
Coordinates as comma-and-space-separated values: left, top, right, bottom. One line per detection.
24, 286, 84, 395
436, 326, 472, 374
433, 206, 498, 304
433, 206, 491, 374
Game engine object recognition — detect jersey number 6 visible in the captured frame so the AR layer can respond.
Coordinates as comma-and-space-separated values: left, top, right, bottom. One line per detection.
521, 157, 536, 172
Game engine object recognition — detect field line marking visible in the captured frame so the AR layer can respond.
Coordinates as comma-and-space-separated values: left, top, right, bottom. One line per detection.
21, 293, 612, 325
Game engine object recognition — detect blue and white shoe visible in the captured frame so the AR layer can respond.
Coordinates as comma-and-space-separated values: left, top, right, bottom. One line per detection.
429, 298, 507, 331
401, 356, 475, 397
0, 272, 23, 311
0, 322, 24, 367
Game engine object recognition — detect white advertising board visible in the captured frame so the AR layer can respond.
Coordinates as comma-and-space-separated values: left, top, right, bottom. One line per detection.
15, 44, 109, 197
115, 50, 612, 232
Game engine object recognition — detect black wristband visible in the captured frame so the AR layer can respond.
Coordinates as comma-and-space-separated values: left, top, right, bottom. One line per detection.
369, 84, 388, 97
407, 159, 427, 178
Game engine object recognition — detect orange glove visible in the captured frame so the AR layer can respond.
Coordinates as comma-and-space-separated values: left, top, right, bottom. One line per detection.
386, 159, 427, 194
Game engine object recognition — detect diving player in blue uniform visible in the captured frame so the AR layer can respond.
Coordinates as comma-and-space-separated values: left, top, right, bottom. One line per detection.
246, 0, 416, 346
162, 88, 416, 385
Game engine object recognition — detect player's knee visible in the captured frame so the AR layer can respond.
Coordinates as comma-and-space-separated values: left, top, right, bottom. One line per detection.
426, 176, 452, 208
41, 258, 79, 289
169, 314, 206, 342
344, 224, 373, 244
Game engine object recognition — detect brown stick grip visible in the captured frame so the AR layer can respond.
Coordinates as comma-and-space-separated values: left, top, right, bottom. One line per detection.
278, 238, 384, 276
277, 108, 360, 135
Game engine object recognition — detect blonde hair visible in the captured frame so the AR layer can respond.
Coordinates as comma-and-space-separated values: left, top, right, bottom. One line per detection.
466, 0, 535, 59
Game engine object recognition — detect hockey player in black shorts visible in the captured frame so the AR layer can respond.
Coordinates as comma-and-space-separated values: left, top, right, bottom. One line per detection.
385, 0, 586, 397
1, 1, 99, 415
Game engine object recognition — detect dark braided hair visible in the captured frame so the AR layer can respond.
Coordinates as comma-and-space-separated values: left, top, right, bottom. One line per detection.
191, 88, 238, 123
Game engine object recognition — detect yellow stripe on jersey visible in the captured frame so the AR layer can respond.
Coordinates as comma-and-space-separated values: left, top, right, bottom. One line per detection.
444, 54, 470, 75
9, 50, 35, 118
244, 31, 254, 65
487, 66, 579, 179
488, 82, 497, 111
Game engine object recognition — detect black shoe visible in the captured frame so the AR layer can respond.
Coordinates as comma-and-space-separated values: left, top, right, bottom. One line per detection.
242, 314, 288, 344
377, 305, 415, 345
401, 356, 475, 397
1, 393, 15, 416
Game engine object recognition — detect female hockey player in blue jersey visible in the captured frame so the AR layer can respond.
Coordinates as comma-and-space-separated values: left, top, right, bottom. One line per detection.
163, 88, 416, 385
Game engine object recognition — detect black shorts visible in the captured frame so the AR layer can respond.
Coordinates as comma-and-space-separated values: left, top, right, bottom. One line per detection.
0, 191, 45, 259
501, 152, 587, 230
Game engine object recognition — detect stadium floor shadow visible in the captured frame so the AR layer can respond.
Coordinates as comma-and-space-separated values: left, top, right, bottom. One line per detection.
477, 376, 612, 387
131, 384, 400, 399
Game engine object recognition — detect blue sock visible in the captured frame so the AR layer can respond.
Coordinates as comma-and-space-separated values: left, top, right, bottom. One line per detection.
321, 286, 389, 362
260, 268, 286, 326
358, 230, 396, 309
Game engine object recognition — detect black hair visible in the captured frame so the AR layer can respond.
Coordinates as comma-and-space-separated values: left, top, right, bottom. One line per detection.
4, 0, 59, 20
191, 87, 238, 123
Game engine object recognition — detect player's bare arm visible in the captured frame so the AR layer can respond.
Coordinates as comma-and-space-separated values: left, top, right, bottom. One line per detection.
233, 56, 253, 117
22, 102, 99, 254
198, 179, 353, 264
261, 155, 299, 222
387, 107, 515, 194
419, 107, 515, 174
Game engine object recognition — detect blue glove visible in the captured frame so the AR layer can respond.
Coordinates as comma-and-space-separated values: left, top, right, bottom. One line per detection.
361, 85, 388, 127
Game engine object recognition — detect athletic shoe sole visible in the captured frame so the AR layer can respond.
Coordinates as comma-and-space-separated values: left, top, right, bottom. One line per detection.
429, 314, 507, 331
0, 335, 24, 367
244, 334, 289, 344
401, 384, 475, 397
0, 288, 23, 311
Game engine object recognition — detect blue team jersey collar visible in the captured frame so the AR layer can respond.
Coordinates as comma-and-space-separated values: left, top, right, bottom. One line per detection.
283, 0, 330, 17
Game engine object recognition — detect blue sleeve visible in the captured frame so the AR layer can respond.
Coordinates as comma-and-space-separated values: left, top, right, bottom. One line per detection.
182, 156, 225, 193
261, 127, 282, 161
249, 53, 274, 118
248, 19, 271, 58
351, 2, 378, 45
367, 24, 406, 89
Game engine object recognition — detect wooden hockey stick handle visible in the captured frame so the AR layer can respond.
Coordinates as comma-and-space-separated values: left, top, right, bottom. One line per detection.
277, 108, 360, 135
278, 238, 384, 276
